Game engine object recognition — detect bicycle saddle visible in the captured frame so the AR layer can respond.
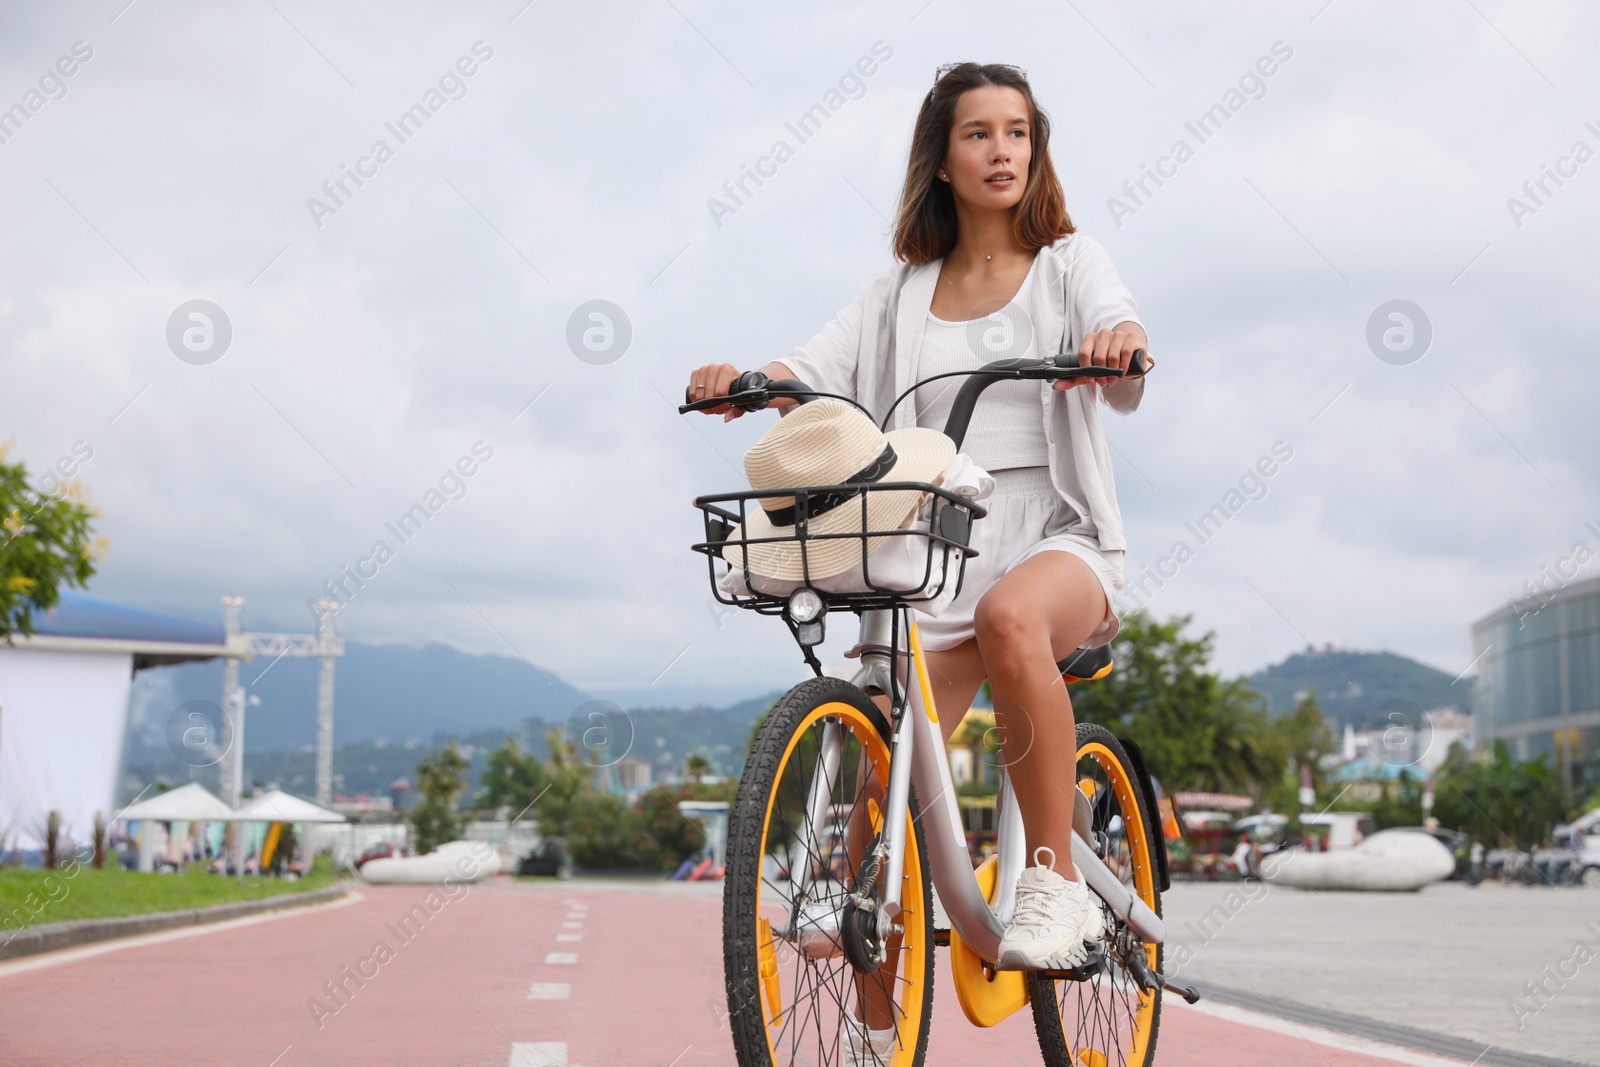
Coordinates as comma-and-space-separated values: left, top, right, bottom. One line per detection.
1057, 645, 1113, 683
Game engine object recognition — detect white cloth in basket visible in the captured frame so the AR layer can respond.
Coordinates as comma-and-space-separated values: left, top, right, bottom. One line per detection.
717, 454, 995, 617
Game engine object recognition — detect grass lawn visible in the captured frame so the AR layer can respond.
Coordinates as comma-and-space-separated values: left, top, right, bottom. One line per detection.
0, 857, 338, 929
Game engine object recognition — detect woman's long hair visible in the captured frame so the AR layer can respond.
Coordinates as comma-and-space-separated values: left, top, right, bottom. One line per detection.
893, 63, 1074, 265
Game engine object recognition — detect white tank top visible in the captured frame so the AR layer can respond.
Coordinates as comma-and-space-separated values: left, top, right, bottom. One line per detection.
914, 256, 1049, 471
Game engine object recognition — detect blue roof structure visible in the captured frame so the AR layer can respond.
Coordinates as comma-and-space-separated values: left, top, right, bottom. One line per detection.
17, 591, 227, 668
1329, 758, 1425, 783
31, 591, 225, 645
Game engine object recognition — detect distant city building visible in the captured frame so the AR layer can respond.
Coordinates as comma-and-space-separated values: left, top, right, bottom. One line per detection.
616, 757, 652, 791
1337, 708, 1472, 776
330, 795, 399, 823
1471, 574, 1600, 794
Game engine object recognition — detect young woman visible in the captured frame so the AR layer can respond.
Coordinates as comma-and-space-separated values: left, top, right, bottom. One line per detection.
687, 61, 1148, 981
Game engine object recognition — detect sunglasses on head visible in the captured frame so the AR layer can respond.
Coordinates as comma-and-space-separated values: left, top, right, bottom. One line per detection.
934, 62, 1027, 83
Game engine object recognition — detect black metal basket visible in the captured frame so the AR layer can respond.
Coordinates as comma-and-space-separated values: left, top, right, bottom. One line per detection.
691, 479, 988, 617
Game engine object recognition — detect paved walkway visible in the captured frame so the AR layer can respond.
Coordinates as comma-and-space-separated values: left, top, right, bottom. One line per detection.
1160, 880, 1599, 1065
0, 876, 1502, 1066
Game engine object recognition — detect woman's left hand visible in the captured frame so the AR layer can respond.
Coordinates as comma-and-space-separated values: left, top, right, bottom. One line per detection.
1053, 322, 1148, 391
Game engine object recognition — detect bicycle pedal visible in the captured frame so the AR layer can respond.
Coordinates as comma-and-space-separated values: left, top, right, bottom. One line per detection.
1040, 942, 1105, 981
933, 927, 951, 947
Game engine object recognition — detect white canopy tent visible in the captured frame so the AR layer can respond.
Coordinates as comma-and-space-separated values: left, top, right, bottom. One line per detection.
231, 789, 346, 824
119, 783, 234, 822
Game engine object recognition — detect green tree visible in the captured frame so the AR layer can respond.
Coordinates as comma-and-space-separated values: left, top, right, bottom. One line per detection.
1, 452, 101, 640
410, 740, 470, 855
565, 792, 649, 869
1433, 740, 1567, 849
683, 751, 714, 780
1264, 692, 1338, 810
477, 736, 547, 818
1070, 611, 1283, 796
637, 780, 739, 871
537, 725, 593, 840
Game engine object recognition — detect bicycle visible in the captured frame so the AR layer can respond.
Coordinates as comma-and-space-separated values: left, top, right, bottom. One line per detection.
680, 350, 1199, 1067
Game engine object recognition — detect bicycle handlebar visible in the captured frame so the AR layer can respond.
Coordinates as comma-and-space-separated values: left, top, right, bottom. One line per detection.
678, 372, 868, 417
678, 349, 1148, 452
898, 349, 1147, 450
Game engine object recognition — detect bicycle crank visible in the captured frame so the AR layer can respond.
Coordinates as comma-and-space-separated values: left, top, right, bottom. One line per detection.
1122, 949, 1202, 1004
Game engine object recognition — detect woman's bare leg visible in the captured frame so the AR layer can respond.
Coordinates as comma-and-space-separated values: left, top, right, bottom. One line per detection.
970, 551, 1109, 881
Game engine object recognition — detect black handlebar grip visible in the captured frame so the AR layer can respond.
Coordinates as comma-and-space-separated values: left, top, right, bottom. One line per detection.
1060, 348, 1147, 377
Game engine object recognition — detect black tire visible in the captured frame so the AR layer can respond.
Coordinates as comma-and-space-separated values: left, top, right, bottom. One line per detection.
1028, 723, 1163, 1067
723, 677, 935, 1067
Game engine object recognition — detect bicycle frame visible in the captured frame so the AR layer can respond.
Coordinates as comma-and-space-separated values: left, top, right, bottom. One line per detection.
791, 608, 1165, 968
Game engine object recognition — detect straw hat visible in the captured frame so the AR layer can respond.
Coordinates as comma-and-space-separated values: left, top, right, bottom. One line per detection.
723, 398, 955, 581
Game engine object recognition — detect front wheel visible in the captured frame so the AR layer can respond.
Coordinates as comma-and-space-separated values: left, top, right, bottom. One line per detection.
1028, 723, 1163, 1067
723, 677, 934, 1067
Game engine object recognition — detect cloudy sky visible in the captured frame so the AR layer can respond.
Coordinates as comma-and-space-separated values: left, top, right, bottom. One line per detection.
3, 1, 1596, 710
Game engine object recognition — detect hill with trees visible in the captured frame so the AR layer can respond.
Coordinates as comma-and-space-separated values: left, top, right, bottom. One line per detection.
1247, 647, 1468, 727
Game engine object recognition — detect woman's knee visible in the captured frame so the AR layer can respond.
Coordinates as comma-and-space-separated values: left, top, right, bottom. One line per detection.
974, 597, 1051, 681
973, 592, 1043, 650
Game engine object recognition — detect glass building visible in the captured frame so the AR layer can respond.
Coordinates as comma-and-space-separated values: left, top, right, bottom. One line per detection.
1471, 574, 1600, 796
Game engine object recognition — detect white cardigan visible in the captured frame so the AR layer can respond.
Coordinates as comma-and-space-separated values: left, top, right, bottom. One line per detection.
779, 232, 1147, 553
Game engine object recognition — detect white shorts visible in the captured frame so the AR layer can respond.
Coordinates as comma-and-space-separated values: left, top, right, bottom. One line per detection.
916, 466, 1124, 654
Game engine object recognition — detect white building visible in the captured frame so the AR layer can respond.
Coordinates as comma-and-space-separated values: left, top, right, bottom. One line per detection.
0, 592, 227, 850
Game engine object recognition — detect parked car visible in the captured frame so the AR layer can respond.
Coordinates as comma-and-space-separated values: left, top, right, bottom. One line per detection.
1553, 809, 1600, 850
1575, 836, 1600, 888
517, 838, 571, 879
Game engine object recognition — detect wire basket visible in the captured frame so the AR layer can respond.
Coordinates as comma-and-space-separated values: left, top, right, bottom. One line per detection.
691, 479, 988, 617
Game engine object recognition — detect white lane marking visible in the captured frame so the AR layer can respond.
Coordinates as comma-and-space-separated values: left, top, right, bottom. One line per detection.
0, 889, 364, 980
509, 1042, 567, 1066
1168, 997, 1471, 1067
527, 982, 570, 1000
561, 921, 582, 929
544, 952, 579, 965
555, 933, 582, 942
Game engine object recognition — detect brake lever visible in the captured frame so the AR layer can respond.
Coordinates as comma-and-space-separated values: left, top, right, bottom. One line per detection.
677, 387, 770, 415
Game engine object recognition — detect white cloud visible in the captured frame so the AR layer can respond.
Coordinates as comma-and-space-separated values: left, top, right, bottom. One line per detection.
2, 1, 1596, 701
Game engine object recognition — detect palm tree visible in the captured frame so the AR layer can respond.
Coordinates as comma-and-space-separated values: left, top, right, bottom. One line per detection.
684, 752, 714, 780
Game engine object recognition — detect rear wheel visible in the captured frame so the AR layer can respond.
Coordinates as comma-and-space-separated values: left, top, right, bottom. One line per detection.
1028, 723, 1163, 1067
723, 677, 934, 1067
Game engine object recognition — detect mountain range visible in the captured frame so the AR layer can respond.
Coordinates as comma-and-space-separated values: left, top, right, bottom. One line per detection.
131, 640, 591, 752
123, 640, 1471, 801
1246, 646, 1469, 727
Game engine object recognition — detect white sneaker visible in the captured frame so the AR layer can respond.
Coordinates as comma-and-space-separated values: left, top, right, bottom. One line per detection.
842, 1016, 897, 1067
994, 846, 1105, 971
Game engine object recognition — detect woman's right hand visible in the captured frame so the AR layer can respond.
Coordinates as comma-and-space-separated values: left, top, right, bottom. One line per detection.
687, 362, 747, 419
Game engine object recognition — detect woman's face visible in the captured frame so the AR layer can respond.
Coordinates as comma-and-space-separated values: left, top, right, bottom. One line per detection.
941, 84, 1033, 211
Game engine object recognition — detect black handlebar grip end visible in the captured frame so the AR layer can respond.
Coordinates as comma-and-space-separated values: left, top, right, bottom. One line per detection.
1060, 348, 1148, 376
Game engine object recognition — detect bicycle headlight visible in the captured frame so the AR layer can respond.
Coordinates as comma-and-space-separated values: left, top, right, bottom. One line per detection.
787, 587, 824, 624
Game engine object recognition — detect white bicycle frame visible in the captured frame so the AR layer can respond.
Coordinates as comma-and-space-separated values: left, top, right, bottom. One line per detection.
792, 608, 1164, 964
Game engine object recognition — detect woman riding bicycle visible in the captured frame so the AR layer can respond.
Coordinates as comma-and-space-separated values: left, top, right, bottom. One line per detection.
687, 61, 1149, 982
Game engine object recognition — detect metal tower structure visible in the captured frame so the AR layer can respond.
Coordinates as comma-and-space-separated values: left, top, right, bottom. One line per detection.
217, 596, 345, 807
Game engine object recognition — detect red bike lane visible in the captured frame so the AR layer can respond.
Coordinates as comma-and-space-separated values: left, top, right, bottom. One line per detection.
0, 879, 1457, 1067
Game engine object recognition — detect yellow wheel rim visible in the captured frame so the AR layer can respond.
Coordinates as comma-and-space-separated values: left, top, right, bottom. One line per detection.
754, 701, 929, 1067
1052, 739, 1160, 1067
